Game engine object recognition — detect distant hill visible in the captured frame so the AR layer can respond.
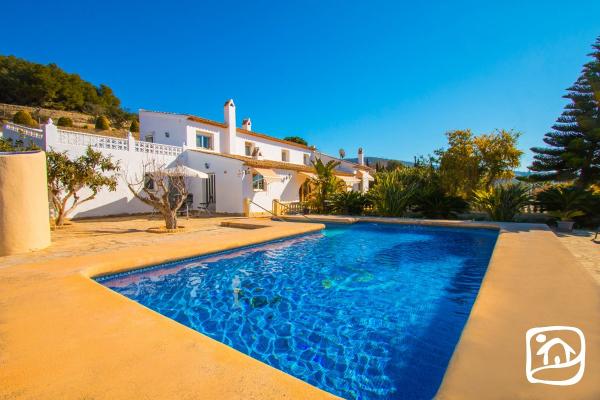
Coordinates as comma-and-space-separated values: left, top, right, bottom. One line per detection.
514, 171, 531, 177
347, 156, 532, 178
0, 55, 134, 126
346, 156, 414, 168
0, 102, 136, 139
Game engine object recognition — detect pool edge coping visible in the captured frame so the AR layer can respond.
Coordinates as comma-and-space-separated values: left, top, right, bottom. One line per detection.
1, 217, 598, 399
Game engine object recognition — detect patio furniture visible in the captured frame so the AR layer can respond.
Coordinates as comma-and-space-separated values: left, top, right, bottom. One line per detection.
197, 201, 213, 216
177, 194, 194, 219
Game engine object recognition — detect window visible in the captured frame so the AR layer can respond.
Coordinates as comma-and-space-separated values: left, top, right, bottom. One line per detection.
143, 173, 155, 191
245, 142, 254, 156
281, 149, 290, 162
144, 134, 154, 143
196, 132, 212, 149
252, 173, 265, 191
303, 154, 310, 165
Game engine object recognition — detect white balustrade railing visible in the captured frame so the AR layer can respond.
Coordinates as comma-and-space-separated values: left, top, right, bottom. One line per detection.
4, 122, 44, 139
57, 129, 129, 151
3, 123, 184, 156
134, 140, 183, 156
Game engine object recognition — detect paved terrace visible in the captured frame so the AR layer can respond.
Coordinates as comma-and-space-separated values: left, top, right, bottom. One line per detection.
0, 216, 599, 399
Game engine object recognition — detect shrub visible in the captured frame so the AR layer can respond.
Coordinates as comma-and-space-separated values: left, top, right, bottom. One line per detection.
536, 185, 600, 226
330, 191, 370, 215
369, 169, 419, 216
536, 185, 587, 212
471, 183, 530, 222
414, 189, 469, 219
307, 159, 345, 213
370, 165, 439, 217
56, 116, 73, 127
129, 119, 140, 132
47, 147, 119, 226
12, 110, 37, 127
95, 115, 111, 130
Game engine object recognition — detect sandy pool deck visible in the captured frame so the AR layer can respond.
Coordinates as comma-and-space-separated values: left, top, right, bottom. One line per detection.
1, 216, 599, 399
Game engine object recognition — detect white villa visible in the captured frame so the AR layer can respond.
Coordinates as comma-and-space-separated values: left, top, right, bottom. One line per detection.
1, 99, 374, 218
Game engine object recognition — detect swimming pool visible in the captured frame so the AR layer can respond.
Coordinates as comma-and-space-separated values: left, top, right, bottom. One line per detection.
98, 223, 498, 399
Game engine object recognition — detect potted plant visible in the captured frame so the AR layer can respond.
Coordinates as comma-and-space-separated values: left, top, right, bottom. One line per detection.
536, 185, 588, 232
548, 210, 585, 232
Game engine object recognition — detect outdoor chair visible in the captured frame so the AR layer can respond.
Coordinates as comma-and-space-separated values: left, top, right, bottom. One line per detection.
176, 194, 194, 219
197, 201, 213, 216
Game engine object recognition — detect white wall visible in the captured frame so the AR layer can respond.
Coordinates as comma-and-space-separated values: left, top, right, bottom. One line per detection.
3, 122, 181, 218
235, 131, 311, 165
139, 111, 188, 146
185, 121, 223, 153
57, 146, 180, 218
184, 150, 245, 214
140, 109, 312, 166
243, 169, 304, 214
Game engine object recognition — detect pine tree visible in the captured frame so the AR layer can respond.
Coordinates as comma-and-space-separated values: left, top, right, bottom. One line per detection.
530, 36, 600, 187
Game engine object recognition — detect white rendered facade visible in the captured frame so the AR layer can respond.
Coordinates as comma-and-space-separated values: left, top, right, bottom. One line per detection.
2, 99, 373, 218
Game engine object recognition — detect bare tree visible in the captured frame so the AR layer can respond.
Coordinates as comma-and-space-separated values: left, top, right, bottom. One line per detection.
126, 160, 189, 229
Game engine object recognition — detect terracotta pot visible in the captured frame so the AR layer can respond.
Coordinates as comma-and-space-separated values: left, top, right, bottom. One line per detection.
557, 220, 575, 232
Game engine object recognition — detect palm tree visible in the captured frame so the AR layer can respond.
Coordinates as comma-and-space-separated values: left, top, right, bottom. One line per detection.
308, 158, 345, 213
339, 148, 346, 159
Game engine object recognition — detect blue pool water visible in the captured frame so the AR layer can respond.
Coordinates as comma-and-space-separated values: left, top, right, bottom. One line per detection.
98, 223, 497, 399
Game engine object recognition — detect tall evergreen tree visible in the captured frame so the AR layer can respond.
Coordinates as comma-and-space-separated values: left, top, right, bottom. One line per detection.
530, 36, 600, 187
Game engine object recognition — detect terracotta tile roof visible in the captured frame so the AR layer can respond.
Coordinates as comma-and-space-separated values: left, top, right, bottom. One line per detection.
187, 115, 227, 128
188, 148, 355, 176
182, 116, 311, 151
236, 128, 311, 150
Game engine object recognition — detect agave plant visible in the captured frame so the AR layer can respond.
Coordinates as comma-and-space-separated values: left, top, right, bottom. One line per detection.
471, 183, 530, 222
369, 168, 423, 216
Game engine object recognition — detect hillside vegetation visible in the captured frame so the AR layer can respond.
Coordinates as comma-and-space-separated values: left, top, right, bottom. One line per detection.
0, 55, 134, 127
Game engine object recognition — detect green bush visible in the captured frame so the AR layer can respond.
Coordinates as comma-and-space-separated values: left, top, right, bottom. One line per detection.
129, 119, 139, 132
12, 110, 37, 127
413, 189, 469, 219
56, 116, 73, 127
471, 183, 530, 222
95, 115, 111, 130
369, 165, 439, 217
536, 185, 600, 226
330, 191, 370, 215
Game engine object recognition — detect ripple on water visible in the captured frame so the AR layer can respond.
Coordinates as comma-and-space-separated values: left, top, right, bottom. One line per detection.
100, 223, 497, 400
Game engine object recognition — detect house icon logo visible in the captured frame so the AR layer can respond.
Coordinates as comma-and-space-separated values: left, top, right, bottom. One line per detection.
526, 326, 585, 386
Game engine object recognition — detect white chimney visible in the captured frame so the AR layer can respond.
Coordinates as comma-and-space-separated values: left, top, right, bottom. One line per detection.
358, 147, 364, 165
242, 118, 252, 131
223, 99, 236, 154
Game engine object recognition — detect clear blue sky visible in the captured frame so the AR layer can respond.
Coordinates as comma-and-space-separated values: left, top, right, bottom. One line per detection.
2, 1, 599, 168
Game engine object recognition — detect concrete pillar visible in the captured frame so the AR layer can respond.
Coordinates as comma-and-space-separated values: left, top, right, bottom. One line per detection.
42, 119, 58, 151
127, 131, 136, 152
0, 151, 51, 255
243, 197, 251, 217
